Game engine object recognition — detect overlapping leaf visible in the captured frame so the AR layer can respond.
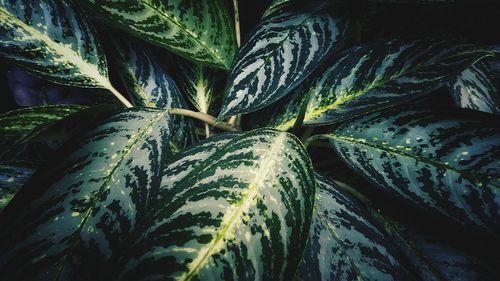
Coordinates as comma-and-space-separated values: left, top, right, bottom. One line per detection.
0, 108, 174, 280
326, 107, 500, 232
449, 60, 500, 114
0, 0, 130, 106
264, 0, 292, 17
113, 38, 195, 149
113, 129, 316, 280
86, 0, 236, 69
0, 165, 33, 211
274, 37, 494, 130
299, 174, 415, 281
218, 10, 349, 119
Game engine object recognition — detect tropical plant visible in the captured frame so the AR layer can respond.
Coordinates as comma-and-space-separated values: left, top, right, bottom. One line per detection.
0, 0, 499, 280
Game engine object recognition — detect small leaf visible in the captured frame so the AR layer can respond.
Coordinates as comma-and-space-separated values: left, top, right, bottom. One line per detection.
0, 108, 175, 280
0, 0, 129, 106
114, 128, 316, 280
85, 0, 237, 69
218, 10, 349, 119
326, 107, 500, 232
299, 174, 416, 281
0, 165, 33, 211
275, 37, 494, 130
449, 60, 500, 114
112, 38, 196, 149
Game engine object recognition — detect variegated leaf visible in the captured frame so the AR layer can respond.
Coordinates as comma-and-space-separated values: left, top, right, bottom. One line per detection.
112, 38, 195, 149
449, 60, 500, 114
0, 108, 174, 280
113, 128, 316, 280
0, 165, 33, 211
0, 0, 130, 106
85, 0, 236, 70
275, 37, 494, 130
218, 10, 348, 119
263, 0, 292, 17
174, 57, 216, 114
299, 174, 415, 281
326, 107, 500, 232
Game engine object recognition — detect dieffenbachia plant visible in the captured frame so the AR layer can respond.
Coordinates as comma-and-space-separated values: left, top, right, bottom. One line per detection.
0, 0, 499, 280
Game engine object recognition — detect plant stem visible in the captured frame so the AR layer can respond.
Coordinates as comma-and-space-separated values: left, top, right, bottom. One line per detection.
232, 0, 241, 47
299, 126, 315, 144
168, 108, 238, 132
204, 123, 210, 138
107, 84, 133, 108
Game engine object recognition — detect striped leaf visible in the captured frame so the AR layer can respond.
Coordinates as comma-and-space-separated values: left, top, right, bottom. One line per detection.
174, 57, 216, 114
113, 38, 195, 149
0, 165, 34, 211
263, 0, 292, 17
114, 128, 316, 280
0, 108, 174, 280
326, 107, 500, 232
85, 0, 236, 70
275, 37, 494, 130
299, 174, 415, 281
0, 0, 129, 106
218, 10, 349, 119
449, 60, 500, 114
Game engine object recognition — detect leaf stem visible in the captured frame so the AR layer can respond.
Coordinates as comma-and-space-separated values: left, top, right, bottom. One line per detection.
106, 84, 133, 108
168, 108, 237, 132
232, 0, 241, 47
204, 123, 210, 138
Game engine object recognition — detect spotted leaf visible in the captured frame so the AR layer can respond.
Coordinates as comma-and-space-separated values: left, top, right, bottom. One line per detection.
0, 0, 130, 106
112, 128, 316, 280
326, 107, 500, 232
85, 0, 236, 70
112, 38, 195, 149
218, 10, 349, 119
275, 37, 494, 130
299, 174, 415, 281
449, 60, 500, 114
0, 108, 175, 280
0, 165, 34, 212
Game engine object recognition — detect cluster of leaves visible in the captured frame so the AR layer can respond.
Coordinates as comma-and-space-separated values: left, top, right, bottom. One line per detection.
0, 0, 499, 280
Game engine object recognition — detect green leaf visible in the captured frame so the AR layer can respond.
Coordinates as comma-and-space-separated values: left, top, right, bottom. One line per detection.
0, 108, 175, 280
114, 128, 316, 280
218, 10, 349, 119
263, 0, 292, 18
275, 37, 494, 130
85, 0, 236, 70
449, 60, 500, 114
326, 107, 500, 232
174, 57, 216, 114
0, 165, 33, 212
0, 0, 129, 106
299, 174, 416, 281
112, 38, 196, 149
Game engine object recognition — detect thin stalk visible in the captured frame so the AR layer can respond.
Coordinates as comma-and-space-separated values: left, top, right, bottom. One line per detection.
204, 123, 210, 138
168, 108, 237, 132
232, 0, 241, 47
106, 85, 133, 108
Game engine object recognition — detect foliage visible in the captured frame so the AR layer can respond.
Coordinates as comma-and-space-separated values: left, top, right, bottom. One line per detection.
0, 0, 499, 280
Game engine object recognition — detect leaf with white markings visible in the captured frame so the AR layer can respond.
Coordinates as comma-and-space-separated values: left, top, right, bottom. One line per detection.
299, 174, 415, 281
113, 129, 316, 280
0, 0, 130, 106
0, 165, 34, 211
326, 107, 500, 233
0, 108, 175, 280
275, 37, 494, 130
113, 38, 195, 149
85, 0, 236, 70
264, 0, 292, 17
218, 10, 349, 119
449, 60, 500, 114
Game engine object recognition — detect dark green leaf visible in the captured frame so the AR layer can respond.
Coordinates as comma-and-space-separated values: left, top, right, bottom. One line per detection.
218, 10, 349, 119
86, 0, 237, 69
0, 165, 33, 211
326, 107, 500, 232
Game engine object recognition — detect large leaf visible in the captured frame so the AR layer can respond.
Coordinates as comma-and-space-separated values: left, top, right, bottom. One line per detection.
326, 107, 500, 232
85, 0, 236, 70
0, 165, 34, 211
0, 108, 175, 280
218, 9, 349, 119
113, 38, 195, 149
274, 37, 494, 130
113, 128, 316, 280
449, 60, 500, 114
0, 0, 130, 106
299, 174, 415, 281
